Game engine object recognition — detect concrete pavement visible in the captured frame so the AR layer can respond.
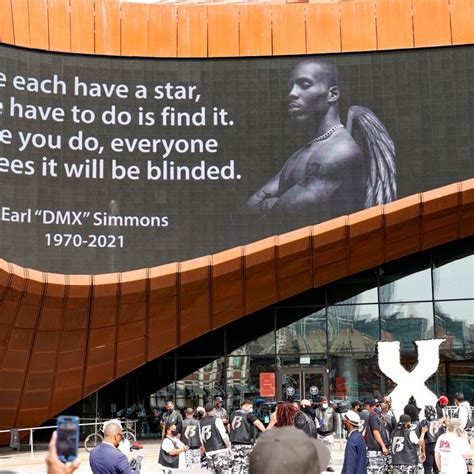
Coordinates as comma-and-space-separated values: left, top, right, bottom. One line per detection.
0, 438, 346, 473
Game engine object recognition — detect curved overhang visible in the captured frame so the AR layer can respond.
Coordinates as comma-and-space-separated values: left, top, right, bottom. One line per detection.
0, 179, 473, 430
1, 0, 474, 434
0, 0, 473, 57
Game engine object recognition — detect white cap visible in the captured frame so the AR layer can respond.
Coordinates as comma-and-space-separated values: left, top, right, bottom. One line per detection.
343, 410, 361, 427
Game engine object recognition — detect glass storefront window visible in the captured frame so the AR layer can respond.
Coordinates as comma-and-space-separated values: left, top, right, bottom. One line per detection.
380, 268, 432, 302
380, 302, 434, 350
150, 381, 176, 409
433, 253, 474, 300
228, 332, 275, 357
446, 362, 474, 401
276, 308, 326, 354
226, 356, 275, 412
328, 304, 379, 354
434, 300, 474, 350
329, 354, 382, 402
379, 252, 432, 302
175, 358, 226, 410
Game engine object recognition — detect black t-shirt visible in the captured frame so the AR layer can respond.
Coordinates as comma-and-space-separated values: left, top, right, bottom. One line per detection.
230, 409, 257, 445
294, 410, 317, 438
366, 413, 389, 451
162, 409, 183, 426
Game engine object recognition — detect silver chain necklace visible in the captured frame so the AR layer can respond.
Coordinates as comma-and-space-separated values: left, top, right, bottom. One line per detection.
309, 123, 344, 144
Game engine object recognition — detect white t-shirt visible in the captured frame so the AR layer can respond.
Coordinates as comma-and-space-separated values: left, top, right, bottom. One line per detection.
161, 436, 186, 470
435, 432, 470, 474
408, 429, 419, 445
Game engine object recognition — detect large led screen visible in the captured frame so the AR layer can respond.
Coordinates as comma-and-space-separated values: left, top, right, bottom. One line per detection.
0, 45, 472, 274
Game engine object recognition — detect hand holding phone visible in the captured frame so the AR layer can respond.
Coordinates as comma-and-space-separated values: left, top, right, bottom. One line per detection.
46, 431, 81, 474
56, 416, 80, 463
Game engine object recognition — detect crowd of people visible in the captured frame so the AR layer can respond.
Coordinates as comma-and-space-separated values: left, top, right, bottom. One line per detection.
137, 392, 473, 474
45, 392, 473, 474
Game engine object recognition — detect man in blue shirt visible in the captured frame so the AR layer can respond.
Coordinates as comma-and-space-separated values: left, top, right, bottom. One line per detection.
342, 410, 367, 474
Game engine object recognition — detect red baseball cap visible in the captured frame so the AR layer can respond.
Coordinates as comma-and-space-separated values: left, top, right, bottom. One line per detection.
439, 395, 449, 405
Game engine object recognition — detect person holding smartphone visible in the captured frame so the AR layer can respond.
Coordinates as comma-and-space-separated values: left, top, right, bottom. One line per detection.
46, 431, 81, 474
89, 420, 139, 473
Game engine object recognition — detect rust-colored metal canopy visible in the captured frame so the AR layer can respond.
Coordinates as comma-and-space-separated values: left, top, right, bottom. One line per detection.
0, 179, 473, 430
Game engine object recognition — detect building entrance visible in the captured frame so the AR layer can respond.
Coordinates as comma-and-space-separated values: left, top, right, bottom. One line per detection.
278, 367, 329, 402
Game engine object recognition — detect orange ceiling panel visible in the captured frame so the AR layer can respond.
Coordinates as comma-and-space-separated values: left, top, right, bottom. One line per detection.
306, 3, 341, 54
11, 0, 30, 48
70, 0, 95, 54
376, 0, 415, 50
208, 5, 240, 57
412, 0, 451, 47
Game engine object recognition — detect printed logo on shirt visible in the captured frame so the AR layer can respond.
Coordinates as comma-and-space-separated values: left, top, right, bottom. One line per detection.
232, 416, 243, 430
439, 440, 451, 451
185, 425, 197, 439
392, 436, 405, 453
201, 425, 212, 441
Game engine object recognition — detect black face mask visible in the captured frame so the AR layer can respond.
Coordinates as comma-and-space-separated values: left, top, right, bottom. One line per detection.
356, 407, 362, 413
171, 430, 178, 437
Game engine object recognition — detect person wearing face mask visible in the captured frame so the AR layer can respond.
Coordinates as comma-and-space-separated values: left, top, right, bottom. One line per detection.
230, 400, 266, 474
351, 400, 363, 414
366, 399, 390, 474
90, 420, 140, 474
158, 422, 189, 473
315, 396, 338, 472
341, 410, 367, 474
294, 399, 317, 438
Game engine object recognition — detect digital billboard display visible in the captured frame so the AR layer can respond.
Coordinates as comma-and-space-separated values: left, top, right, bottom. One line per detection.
0, 44, 472, 274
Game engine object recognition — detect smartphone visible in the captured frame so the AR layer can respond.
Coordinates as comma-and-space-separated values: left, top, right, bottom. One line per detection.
56, 415, 80, 463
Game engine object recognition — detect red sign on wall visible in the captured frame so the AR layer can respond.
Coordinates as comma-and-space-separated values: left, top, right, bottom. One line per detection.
259, 372, 276, 397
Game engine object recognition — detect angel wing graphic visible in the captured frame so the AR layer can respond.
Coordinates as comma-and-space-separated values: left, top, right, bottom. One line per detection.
346, 105, 397, 207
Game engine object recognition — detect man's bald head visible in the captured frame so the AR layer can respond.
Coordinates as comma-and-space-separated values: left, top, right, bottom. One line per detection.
288, 59, 340, 123
293, 59, 338, 89
103, 421, 123, 447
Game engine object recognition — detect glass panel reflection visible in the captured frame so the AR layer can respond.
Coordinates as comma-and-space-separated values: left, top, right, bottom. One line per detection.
433, 253, 474, 300
276, 309, 326, 354
175, 358, 226, 410
380, 268, 432, 302
329, 354, 382, 402
228, 331, 275, 357
328, 305, 379, 354
446, 362, 474, 401
380, 302, 434, 350
434, 300, 474, 350
226, 356, 275, 413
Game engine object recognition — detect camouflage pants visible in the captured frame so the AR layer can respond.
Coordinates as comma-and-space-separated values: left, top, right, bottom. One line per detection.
392, 465, 418, 474
185, 447, 202, 469
367, 450, 391, 474
206, 450, 231, 474
231, 444, 253, 474
320, 434, 334, 468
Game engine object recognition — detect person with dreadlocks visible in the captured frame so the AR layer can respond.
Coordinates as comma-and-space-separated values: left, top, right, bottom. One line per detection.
274, 402, 299, 428
420, 406, 445, 474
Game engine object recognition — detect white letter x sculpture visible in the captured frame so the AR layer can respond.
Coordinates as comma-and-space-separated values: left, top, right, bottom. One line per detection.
377, 339, 445, 419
